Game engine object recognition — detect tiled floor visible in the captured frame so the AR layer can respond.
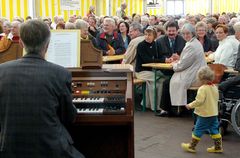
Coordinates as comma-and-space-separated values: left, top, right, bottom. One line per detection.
134, 111, 240, 158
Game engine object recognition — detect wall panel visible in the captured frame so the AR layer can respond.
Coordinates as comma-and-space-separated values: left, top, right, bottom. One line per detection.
1, 0, 240, 22
39, 0, 96, 21
185, 0, 209, 15
212, 0, 240, 14
110, 0, 144, 16
0, 0, 28, 21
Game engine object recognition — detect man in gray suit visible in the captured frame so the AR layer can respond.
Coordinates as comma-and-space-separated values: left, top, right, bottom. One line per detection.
0, 20, 84, 158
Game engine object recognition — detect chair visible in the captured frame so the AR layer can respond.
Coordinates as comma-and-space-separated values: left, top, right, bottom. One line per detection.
208, 64, 227, 84
0, 41, 23, 64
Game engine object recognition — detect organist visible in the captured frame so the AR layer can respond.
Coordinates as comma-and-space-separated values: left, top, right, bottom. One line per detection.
0, 20, 84, 158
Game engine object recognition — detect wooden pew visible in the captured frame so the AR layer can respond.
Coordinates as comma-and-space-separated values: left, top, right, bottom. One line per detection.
0, 41, 23, 64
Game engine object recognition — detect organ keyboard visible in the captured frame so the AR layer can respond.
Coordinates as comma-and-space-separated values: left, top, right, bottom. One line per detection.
68, 64, 134, 158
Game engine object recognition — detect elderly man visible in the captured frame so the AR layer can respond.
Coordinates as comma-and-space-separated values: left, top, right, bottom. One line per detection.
51, 15, 58, 29
0, 20, 85, 158
95, 17, 125, 56
0, 20, 20, 52
122, 22, 144, 72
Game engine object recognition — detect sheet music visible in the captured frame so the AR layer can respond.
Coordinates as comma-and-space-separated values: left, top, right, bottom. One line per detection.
46, 30, 80, 67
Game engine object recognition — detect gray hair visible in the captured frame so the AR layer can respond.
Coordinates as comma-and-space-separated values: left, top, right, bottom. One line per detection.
141, 16, 149, 22
75, 19, 89, 29
3, 21, 12, 29
11, 21, 21, 27
65, 22, 76, 29
130, 22, 142, 33
103, 17, 116, 27
181, 23, 196, 36
195, 21, 207, 31
20, 20, 50, 54
233, 21, 240, 33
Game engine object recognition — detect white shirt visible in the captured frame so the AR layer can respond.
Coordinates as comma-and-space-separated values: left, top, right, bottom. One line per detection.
209, 36, 239, 67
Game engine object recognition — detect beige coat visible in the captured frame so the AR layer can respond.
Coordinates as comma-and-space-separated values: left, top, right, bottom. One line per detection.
122, 35, 145, 70
170, 37, 207, 106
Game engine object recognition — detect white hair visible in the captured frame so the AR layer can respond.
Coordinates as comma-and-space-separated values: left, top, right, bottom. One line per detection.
181, 23, 196, 36
103, 18, 116, 27
141, 16, 149, 22
75, 19, 89, 29
233, 21, 240, 33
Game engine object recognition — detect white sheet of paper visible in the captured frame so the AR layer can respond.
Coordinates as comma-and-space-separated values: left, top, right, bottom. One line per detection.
46, 30, 80, 67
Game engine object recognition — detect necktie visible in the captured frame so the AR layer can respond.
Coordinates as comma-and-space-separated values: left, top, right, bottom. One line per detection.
170, 39, 175, 52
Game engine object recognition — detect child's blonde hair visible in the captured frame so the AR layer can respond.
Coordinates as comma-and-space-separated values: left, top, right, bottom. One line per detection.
197, 66, 215, 82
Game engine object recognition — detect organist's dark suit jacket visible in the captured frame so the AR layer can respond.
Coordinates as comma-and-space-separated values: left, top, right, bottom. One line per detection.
0, 54, 84, 158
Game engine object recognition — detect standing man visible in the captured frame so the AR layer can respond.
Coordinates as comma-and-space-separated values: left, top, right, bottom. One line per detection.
116, 2, 127, 19
122, 22, 144, 74
0, 20, 84, 158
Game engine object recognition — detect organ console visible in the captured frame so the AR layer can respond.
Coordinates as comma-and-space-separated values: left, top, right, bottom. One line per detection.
68, 64, 134, 158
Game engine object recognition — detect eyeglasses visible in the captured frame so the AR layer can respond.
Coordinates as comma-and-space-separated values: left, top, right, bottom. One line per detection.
215, 31, 225, 34
196, 29, 206, 32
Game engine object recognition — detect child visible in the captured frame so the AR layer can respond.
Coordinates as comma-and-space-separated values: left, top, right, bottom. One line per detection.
181, 66, 223, 153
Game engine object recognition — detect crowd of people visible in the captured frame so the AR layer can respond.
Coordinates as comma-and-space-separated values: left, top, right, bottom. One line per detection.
1, 3, 240, 156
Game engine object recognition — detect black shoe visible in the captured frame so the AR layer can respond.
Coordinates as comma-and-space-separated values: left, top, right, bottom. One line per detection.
155, 111, 169, 117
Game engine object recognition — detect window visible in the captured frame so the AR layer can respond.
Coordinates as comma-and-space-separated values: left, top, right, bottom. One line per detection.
166, 0, 184, 15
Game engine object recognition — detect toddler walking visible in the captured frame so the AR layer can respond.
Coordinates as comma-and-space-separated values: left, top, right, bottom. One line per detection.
181, 66, 223, 153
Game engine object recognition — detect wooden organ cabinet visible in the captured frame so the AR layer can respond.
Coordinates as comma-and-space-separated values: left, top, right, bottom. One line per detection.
68, 64, 134, 158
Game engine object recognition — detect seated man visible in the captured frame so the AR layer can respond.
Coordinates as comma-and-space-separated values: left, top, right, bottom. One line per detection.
155, 21, 186, 116
95, 17, 125, 56
0, 20, 84, 158
122, 22, 144, 76
156, 21, 186, 64
0, 21, 20, 52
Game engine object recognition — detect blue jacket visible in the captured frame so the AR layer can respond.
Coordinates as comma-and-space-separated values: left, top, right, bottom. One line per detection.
95, 31, 126, 55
